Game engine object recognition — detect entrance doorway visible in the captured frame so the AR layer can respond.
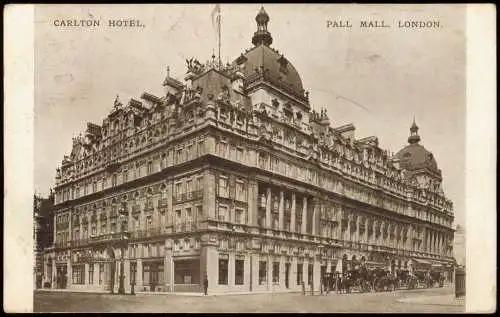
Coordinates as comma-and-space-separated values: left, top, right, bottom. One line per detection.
285, 263, 290, 289
56, 265, 67, 289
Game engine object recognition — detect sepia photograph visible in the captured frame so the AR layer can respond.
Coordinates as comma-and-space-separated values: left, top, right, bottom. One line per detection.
3, 3, 497, 313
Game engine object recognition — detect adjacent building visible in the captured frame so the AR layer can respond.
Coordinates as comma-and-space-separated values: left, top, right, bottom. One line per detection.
34, 192, 54, 288
43, 7, 456, 294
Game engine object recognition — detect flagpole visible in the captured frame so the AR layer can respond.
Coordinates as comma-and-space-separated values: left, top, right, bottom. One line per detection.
218, 6, 221, 67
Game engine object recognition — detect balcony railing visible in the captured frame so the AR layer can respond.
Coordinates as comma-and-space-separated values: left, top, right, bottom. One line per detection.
173, 190, 203, 204
158, 198, 168, 208
173, 221, 198, 233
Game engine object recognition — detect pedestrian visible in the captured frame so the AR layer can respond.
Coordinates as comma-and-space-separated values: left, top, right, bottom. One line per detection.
320, 275, 324, 295
301, 280, 305, 295
203, 274, 209, 295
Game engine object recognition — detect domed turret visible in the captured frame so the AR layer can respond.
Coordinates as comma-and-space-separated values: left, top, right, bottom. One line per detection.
234, 6, 307, 103
395, 119, 441, 177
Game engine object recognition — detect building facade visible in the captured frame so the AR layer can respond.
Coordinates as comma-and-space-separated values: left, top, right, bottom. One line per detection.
43, 7, 455, 294
34, 193, 54, 288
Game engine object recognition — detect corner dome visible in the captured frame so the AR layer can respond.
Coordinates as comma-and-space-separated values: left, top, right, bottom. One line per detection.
232, 6, 306, 101
395, 120, 441, 176
233, 45, 305, 97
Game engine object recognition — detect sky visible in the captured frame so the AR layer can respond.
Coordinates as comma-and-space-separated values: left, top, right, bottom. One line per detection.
34, 4, 465, 228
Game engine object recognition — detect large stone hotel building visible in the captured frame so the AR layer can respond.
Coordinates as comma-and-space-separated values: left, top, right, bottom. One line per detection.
43, 7, 455, 294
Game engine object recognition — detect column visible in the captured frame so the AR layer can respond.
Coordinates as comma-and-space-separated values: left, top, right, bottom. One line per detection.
346, 215, 351, 242
67, 259, 72, 288
372, 220, 377, 246
267, 255, 272, 291
301, 197, 307, 234
107, 209, 111, 233
279, 255, 286, 290
379, 222, 384, 245
291, 257, 298, 290
53, 214, 57, 247
266, 188, 272, 228
247, 180, 258, 226
228, 253, 235, 287
386, 223, 391, 247
68, 209, 73, 242
278, 191, 284, 230
355, 215, 360, 243
290, 193, 296, 233
136, 258, 143, 290
139, 201, 145, 231
51, 259, 56, 289
79, 221, 83, 240
311, 198, 318, 236
364, 218, 369, 244
84, 263, 90, 286
97, 213, 101, 236
313, 258, 321, 293
203, 170, 216, 220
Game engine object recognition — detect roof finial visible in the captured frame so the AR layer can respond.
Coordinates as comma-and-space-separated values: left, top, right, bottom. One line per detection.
408, 117, 421, 144
252, 6, 273, 46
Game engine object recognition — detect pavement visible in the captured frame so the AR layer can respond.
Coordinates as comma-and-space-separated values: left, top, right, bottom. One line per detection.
34, 285, 465, 313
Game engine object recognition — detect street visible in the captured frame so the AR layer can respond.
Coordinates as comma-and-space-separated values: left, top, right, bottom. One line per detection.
34, 286, 464, 313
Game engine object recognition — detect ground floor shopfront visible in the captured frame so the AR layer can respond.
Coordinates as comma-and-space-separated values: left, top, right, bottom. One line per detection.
43, 236, 455, 294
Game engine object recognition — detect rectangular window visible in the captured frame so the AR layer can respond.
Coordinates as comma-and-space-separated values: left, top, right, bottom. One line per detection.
186, 179, 193, 193
72, 265, 85, 285
112, 174, 117, 187
218, 257, 229, 285
175, 210, 182, 224
147, 162, 153, 175
235, 258, 244, 285
198, 139, 205, 156
218, 205, 228, 222
88, 263, 94, 284
187, 145, 193, 159
218, 175, 228, 197
308, 263, 313, 285
123, 170, 128, 183
272, 262, 280, 283
130, 262, 137, 285
196, 205, 202, 219
236, 179, 245, 201
297, 263, 303, 285
111, 222, 116, 233
176, 149, 182, 164
91, 225, 96, 236
101, 222, 107, 234
186, 208, 192, 223
175, 182, 182, 196
92, 182, 97, 193
236, 147, 244, 162
235, 208, 244, 224
196, 176, 203, 191
259, 261, 267, 285
219, 142, 228, 157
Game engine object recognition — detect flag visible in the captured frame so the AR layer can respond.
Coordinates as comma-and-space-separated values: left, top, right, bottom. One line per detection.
211, 4, 221, 40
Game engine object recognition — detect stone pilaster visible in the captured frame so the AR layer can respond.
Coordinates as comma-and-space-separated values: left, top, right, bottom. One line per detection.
290, 193, 296, 233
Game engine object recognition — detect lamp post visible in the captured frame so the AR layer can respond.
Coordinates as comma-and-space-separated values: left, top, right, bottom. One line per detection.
117, 208, 128, 294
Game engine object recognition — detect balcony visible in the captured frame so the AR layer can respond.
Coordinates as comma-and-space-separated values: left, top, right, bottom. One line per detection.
173, 190, 203, 204
158, 198, 168, 208
132, 205, 141, 215
173, 221, 198, 233
145, 201, 154, 211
